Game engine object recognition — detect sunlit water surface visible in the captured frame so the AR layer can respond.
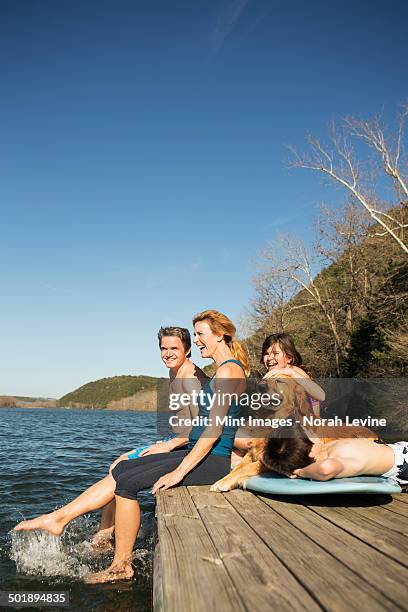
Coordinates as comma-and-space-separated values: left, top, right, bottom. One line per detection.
0, 408, 162, 611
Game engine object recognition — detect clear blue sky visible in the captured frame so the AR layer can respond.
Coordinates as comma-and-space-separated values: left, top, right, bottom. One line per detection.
1, 0, 407, 397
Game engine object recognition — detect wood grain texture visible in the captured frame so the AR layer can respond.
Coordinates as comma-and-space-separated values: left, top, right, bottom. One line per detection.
226, 490, 399, 612
154, 487, 243, 612
188, 486, 320, 612
258, 493, 407, 608
154, 487, 408, 612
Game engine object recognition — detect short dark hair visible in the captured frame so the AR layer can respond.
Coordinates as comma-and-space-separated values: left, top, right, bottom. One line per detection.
158, 326, 191, 355
262, 425, 313, 476
260, 332, 303, 366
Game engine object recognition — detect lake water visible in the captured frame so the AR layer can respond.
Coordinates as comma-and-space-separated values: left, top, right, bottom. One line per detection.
0, 408, 164, 611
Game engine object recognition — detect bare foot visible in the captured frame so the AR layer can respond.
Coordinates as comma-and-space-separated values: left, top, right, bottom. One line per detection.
92, 540, 114, 554
85, 563, 134, 584
91, 539, 114, 554
13, 513, 64, 536
90, 528, 114, 552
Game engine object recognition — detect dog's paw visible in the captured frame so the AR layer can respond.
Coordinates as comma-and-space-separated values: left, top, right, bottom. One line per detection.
210, 479, 233, 492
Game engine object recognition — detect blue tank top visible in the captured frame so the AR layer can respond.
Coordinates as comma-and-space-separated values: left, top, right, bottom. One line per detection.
188, 359, 246, 457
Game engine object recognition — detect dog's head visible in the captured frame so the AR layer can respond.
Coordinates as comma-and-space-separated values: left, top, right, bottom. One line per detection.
258, 374, 314, 420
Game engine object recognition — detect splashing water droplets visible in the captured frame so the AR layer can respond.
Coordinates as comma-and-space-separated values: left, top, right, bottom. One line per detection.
10, 516, 104, 579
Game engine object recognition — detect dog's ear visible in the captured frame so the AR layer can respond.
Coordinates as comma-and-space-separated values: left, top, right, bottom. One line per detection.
294, 383, 313, 417
273, 378, 297, 419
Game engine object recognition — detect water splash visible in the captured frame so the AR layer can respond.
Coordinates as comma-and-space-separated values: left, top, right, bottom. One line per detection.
9, 516, 105, 579
9, 516, 153, 580
133, 544, 152, 576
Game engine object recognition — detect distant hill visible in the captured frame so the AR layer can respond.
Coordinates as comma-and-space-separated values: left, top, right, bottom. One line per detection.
57, 375, 163, 411
0, 396, 56, 408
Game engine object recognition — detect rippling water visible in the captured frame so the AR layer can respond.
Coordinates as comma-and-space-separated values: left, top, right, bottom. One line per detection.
0, 408, 163, 611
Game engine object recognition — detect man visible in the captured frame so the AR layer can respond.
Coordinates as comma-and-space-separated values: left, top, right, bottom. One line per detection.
91, 326, 207, 547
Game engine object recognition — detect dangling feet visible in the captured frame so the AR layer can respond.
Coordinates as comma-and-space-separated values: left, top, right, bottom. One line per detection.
14, 513, 65, 536
90, 527, 114, 553
85, 561, 134, 584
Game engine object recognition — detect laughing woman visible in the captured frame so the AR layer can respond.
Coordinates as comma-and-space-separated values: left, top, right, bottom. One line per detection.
15, 310, 249, 584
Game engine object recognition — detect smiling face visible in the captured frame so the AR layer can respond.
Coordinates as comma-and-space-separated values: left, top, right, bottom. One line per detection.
263, 343, 291, 370
193, 320, 221, 360
160, 336, 188, 370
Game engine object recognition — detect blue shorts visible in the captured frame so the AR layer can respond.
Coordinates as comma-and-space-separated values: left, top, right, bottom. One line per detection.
127, 445, 150, 459
127, 435, 174, 460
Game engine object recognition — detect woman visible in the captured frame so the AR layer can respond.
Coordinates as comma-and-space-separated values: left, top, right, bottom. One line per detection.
15, 310, 249, 584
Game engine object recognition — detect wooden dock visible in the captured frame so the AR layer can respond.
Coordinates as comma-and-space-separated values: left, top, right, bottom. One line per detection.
154, 487, 408, 612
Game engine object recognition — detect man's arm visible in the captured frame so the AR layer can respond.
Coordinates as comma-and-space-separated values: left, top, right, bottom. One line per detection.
138, 436, 189, 456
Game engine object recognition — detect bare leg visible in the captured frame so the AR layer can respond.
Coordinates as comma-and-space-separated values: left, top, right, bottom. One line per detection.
99, 499, 116, 530
14, 475, 116, 536
85, 495, 140, 583
90, 500, 116, 550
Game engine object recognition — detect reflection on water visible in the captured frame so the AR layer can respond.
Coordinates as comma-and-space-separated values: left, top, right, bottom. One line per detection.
0, 408, 161, 611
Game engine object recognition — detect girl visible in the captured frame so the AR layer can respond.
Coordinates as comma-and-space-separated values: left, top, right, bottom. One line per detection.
231, 332, 324, 462
15, 310, 249, 585
261, 332, 325, 411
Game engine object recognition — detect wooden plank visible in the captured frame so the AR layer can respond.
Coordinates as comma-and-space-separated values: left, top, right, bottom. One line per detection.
258, 493, 408, 609
155, 487, 244, 612
153, 538, 164, 612
337, 495, 408, 519
226, 490, 399, 612
382, 499, 408, 518
303, 499, 408, 567
342, 504, 408, 534
393, 493, 408, 505
188, 486, 321, 612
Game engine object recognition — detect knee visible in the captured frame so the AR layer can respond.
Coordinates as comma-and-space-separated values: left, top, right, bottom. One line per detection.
111, 460, 127, 480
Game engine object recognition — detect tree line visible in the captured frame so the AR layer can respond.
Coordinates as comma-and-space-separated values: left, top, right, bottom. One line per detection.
244, 104, 407, 378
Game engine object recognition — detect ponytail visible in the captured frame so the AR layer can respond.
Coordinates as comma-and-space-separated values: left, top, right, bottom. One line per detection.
230, 340, 251, 377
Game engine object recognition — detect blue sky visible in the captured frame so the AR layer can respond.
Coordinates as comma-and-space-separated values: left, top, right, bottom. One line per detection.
1, 0, 407, 397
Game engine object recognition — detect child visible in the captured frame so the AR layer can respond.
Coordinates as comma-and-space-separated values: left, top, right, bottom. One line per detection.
263, 427, 408, 485
231, 332, 324, 465
261, 332, 325, 413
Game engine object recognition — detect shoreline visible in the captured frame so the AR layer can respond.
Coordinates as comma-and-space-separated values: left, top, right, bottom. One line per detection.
0, 405, 161, 413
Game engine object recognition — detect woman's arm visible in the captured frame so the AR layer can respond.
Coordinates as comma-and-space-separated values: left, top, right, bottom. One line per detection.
150, 433, 221, 495
151, 364, 244, 494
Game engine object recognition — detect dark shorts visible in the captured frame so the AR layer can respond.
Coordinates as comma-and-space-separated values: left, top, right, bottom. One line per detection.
111, 449, 231, 500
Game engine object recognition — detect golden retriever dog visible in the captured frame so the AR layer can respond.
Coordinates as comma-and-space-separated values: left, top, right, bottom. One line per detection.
211, 375, 314, 492
211, 375, 378, 492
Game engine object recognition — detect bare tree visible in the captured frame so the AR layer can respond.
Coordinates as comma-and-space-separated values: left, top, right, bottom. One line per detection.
254, 234, 349, 374
289, 104, 408, 254
314, 201, 376, 345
